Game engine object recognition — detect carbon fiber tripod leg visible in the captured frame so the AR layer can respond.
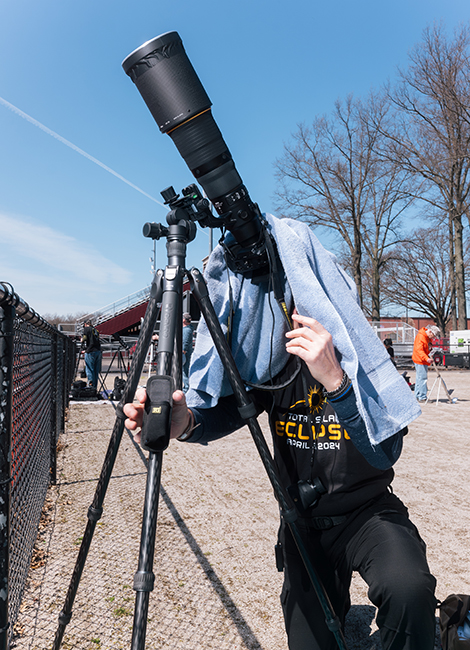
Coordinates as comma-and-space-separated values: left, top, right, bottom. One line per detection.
189, 267, 348, 650
51, 272, 164, 650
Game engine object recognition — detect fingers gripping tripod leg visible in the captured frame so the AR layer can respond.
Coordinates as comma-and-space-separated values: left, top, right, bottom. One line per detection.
189, 268, 348, 650
52, 271, 164, 650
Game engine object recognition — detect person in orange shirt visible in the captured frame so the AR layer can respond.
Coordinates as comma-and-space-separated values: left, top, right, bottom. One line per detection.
412, 325, 441, 401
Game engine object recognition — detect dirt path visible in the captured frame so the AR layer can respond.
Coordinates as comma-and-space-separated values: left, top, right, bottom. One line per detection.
12, 367, 470, 649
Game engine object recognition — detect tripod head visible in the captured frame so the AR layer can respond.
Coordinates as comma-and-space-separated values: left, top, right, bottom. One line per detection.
143, 184, 212, 267
143, 181, 285, 286
142, 183, 216, 244
143, 182, 280, 281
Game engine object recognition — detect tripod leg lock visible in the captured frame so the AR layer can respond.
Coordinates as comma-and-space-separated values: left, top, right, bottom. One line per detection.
133, 570, 155, 593
87, 506, 103, 522
326, 615, 342, 633
275, 541, 284, 572
58, 610, 72, 626
280, 507, 298, 524
237, 401, 257, 420
141, 375, 175, 452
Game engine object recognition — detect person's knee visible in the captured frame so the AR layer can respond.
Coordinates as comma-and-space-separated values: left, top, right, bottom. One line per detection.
371, 566, 436, 607
370, 569, 437, 643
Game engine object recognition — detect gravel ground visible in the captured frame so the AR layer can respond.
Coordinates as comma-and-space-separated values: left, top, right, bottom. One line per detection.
11, 366, 470, 650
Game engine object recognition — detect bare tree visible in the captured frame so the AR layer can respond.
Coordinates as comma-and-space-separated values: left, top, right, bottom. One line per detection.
381, 226, 470, 334
340, 251, 396, 320
274, 93, 414, 318
385, 23, 470, 329
44, 312, 87, 326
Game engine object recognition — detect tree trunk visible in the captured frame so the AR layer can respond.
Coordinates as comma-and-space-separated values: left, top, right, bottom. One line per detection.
453, 214, 467, 330
370, 262, 381, 322
449, 215, 458, 331
352, 217, 363, 308
435, 313, 447, 337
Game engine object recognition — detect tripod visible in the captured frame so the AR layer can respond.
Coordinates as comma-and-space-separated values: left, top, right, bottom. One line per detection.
72, 345, 83, 382
52, 202, 348, 650
426, 358, 456, 405
99, 336, 129, 389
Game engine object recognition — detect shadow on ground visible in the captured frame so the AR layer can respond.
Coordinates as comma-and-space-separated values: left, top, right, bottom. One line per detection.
345, 605, 381, 649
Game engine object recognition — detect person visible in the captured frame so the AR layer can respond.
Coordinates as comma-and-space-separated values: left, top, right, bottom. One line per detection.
123, 215, 437, 650
182, 313, 194, 392
81, 320, 102, 389
412, 325, 441, 402
383, 338, 396, 366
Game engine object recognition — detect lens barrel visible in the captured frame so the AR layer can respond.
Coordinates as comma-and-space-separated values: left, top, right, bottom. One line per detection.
122, 32, 211, 134
122, 32, 262, 250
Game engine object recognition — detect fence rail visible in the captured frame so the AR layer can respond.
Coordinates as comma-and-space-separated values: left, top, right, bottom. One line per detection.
0, 282, 76, 649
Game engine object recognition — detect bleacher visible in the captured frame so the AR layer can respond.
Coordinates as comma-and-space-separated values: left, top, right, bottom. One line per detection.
74, 280, 197, 338
371, 321, 418, 367
76, 286, 151, 336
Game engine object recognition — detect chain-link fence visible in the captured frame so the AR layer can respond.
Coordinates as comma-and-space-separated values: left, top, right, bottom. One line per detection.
0, 283, 76, 649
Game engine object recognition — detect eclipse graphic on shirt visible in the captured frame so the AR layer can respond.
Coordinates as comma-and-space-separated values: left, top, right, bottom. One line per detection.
290, 385, 325, 414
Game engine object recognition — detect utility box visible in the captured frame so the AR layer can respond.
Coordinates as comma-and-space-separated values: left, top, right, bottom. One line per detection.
449, 330, 470, 354
443, 353, 470, 368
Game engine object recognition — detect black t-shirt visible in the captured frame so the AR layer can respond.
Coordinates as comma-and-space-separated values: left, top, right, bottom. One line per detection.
191, 357, 394, 518
252, 359, 394, 517
82, 326, 101, 353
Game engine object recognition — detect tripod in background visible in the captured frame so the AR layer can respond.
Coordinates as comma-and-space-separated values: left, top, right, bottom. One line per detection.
426, 357, 457, 404
99, 334, 130, 400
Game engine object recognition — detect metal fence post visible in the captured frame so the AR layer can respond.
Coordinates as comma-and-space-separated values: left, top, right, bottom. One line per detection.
0, 303, 14, 650
50, 331, 59, 485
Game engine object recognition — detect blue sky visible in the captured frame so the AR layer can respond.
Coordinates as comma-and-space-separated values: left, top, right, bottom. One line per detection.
1, 0, 469, 316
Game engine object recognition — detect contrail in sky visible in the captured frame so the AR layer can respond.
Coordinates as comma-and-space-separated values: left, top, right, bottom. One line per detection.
0, 96, 165, 208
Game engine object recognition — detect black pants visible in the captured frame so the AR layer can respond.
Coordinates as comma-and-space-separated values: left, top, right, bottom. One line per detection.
280, 492, 437, 650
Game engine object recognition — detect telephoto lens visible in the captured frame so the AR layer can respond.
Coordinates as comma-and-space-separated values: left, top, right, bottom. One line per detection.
122, 32, 263, 251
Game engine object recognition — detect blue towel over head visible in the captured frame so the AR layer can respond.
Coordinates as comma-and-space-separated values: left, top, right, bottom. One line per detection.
186, 214, 421, 463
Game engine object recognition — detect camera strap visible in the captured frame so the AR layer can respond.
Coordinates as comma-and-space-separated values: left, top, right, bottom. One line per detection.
243, 256, 300, 392
262, 224, 292, 330
225, 263, 238, 350
243, 357, 301, 392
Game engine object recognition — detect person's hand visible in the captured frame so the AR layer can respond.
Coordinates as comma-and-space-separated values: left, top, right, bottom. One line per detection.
285, 313, 344, 392
123, 387, 192, 444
